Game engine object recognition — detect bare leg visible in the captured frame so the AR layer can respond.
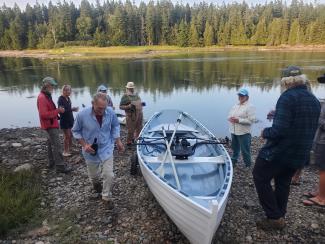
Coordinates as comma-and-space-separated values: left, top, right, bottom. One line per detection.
62, 129, 69, 154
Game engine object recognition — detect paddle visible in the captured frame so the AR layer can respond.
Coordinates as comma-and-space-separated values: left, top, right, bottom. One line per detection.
156, 113, 183, 182
161, 127, 181, 190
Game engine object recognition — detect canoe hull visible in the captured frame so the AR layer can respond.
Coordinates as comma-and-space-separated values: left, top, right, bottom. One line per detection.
137, 110, 232, 244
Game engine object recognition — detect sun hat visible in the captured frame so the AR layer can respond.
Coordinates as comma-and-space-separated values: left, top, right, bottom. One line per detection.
125, 81, 135, 89
97, 84, 108, 92
317, 74, 325, 84
282, 66, 302, 78
42, 77, 58, 86
237, 88, 249, 96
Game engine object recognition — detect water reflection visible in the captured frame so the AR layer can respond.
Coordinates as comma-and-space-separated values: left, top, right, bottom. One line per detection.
0, 52, 324, 136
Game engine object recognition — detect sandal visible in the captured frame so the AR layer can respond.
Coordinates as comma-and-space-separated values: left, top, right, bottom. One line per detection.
302, 197, 325, 207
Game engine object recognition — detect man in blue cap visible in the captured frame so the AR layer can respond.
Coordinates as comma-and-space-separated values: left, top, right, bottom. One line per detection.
228, 88, 255, 168
37, 77, 71, 173
97, 85, 114, 108
253, 66, 320, 230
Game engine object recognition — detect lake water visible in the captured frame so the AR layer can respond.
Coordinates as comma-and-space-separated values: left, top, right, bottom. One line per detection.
0, 51, 325, 137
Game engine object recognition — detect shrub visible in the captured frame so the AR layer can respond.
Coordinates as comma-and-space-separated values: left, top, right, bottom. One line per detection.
0, 170, 41, 236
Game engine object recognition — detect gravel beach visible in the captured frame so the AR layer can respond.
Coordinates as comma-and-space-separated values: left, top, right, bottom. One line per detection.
0, 126, 324, 243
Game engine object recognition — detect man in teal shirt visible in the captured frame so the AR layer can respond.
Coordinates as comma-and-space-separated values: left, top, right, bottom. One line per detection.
72, 93, 124, 207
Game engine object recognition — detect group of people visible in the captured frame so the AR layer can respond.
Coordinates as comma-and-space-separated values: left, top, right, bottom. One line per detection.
227, 66, 325, 230
37, 78, 143, 207
36, 65, 325, 228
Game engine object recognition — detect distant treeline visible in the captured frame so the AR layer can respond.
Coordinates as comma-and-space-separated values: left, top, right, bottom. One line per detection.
1, 0, 325, 50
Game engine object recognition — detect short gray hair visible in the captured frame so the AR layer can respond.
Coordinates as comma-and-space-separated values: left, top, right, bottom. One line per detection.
92, 92, 108, 104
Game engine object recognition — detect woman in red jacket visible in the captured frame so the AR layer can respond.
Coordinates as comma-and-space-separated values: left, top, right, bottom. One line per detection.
37, 77, 71, 173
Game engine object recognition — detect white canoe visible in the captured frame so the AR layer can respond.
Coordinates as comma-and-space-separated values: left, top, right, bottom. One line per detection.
135, 109, 233, 244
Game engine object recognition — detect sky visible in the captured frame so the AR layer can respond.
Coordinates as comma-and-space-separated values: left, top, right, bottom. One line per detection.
2, 0, 325, 9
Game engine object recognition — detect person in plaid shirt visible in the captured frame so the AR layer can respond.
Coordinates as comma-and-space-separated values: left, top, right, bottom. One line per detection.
253, 66, 321, 230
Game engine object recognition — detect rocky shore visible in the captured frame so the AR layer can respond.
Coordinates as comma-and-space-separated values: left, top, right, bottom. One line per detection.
0, 127, 324, 243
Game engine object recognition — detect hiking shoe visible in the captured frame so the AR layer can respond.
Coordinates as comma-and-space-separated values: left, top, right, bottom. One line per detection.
256, 217, 286, 230
102, 196, 115, 210
56, 166, 72, 174
93, 182, 103, 194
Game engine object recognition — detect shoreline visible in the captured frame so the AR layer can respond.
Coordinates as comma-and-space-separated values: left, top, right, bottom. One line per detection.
0, 126, 324, 243
1, 45, 325, 60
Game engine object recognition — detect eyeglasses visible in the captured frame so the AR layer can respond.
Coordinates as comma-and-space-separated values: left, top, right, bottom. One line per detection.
99, 90, 107, 93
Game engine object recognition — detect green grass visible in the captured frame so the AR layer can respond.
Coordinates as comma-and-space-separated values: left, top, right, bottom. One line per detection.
0, 169, 41, 236
49, 209, 82, 244
26, 45, 228, 59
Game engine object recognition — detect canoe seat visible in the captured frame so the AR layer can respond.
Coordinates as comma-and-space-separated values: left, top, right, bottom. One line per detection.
143, 155, 226, 164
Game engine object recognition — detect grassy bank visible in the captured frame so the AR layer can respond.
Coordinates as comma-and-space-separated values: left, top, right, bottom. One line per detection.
1, 45, 325, 60
0, 170, 41, 236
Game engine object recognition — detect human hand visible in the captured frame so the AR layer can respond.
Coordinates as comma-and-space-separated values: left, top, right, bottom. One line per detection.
116, 140, 124, 153
72, 106, 79, 112
228, 117, 239, 123
83, 144, 95, 154
267, 110, 275, 121
58, 106, 65, 113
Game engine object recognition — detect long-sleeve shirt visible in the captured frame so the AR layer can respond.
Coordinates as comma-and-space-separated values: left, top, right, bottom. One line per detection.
37, 91, 60, 129
228, 101, 256, 135
72, 107, 120, 163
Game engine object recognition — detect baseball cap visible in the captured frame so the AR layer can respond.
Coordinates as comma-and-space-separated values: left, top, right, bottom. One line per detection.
97, 85, 108, 92
237, 88, 249, 96
42, 77, 58, 86
282, 66, 302, 78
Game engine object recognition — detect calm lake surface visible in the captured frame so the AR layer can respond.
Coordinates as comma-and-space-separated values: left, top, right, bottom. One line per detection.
0, 51, 325, 137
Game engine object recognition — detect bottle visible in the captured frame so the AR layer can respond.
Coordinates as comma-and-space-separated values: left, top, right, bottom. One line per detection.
91, 138, 98, 156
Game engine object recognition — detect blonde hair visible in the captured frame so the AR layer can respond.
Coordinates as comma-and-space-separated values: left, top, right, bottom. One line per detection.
280, 74, 308, 93
61, 84, 71, 94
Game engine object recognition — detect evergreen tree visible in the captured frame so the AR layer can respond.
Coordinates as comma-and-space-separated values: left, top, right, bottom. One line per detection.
288, 19, 301, 45
177, 20, 188, 47
251, 17, 268, 45
27, 24, 37, 48
203, 21, 214, 46
189, 18, 200, 46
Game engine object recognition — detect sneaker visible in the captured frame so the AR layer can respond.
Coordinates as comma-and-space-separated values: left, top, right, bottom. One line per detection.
256, 217, 286, 230
62, 152, 72, 157
102, 196, 115, 210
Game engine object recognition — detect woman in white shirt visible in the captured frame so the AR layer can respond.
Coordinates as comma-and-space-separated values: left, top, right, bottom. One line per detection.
228, 88, 256, 167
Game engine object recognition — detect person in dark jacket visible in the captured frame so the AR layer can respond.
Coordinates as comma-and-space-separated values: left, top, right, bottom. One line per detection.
37, 77, 71, 173
58, 85, 78, 157
253, 66, 321, 230
303, 74, 325, 207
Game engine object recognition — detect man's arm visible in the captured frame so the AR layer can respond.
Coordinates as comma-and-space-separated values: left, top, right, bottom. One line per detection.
72, 112, 95, 154
110, 110, 124, 152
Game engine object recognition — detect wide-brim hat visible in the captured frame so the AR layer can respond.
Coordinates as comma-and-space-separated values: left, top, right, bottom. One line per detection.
317, 74, 325, 84
42, 77, 58, 86
125, 81, 135, 89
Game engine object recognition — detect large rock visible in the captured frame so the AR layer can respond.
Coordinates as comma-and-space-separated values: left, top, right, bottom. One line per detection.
13, 163, 33, 172
11, 142, 22, 147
